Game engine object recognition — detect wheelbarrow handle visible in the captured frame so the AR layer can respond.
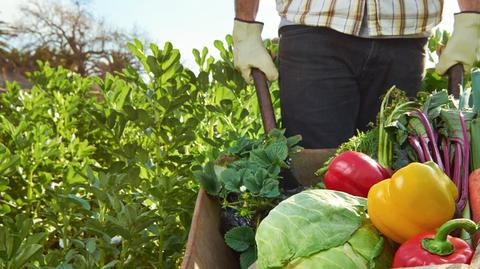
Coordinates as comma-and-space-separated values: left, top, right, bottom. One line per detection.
252, 68, 277, 133
447, 63, 464, 99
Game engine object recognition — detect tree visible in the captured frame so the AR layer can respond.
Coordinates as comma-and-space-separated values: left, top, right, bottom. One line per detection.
0, 20, 11, 67
9, 0, 142, 77
0, 20, 7, 45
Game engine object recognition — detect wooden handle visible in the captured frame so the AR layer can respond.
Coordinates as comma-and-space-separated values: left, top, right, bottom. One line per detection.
252, 68, 277, 133
447, 63, 464, 99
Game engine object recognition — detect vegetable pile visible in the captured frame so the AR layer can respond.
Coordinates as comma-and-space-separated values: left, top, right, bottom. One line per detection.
196, 69, 480, 268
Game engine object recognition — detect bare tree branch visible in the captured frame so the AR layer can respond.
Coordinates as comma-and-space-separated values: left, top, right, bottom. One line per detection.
8, 0, 142, 77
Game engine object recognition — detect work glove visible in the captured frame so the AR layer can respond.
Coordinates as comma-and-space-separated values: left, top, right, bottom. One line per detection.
436, 12, 480, 75
233, 19, 278, 84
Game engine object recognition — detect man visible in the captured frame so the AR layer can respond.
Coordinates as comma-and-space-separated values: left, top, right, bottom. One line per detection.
233, 0, 479, 150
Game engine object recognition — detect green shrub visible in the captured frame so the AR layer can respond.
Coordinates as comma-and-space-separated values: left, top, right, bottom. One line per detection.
0, 36, 274, 268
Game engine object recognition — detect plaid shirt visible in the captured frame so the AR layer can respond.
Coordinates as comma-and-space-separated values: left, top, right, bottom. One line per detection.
276, 0, 444, 36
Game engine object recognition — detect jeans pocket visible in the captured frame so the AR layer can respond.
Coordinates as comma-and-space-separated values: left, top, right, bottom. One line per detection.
279, 25, 318, 40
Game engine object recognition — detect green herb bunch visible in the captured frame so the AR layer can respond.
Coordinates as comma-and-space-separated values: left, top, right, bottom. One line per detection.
194, 129, 301, 269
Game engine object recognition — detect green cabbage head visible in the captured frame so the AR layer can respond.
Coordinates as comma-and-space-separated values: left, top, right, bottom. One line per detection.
255, 189, 392, 269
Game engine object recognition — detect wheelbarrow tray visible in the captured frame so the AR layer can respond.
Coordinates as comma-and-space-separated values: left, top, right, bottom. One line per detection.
181, 65, 467, 268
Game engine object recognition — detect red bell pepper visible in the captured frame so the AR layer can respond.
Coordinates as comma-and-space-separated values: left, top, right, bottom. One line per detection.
393, 219, 477, 268
323, 151, 391, 197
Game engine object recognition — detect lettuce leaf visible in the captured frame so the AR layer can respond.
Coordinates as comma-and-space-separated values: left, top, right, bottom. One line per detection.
255, 189, 391, 269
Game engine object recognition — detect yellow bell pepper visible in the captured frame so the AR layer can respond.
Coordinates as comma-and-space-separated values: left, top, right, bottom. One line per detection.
367, 161, 458, 244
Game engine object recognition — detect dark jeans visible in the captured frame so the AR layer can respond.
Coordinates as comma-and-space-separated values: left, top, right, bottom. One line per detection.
279, 25, 428, 149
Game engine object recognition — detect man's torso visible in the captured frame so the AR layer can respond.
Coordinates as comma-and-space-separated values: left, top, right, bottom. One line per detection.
276, 0, 444, 37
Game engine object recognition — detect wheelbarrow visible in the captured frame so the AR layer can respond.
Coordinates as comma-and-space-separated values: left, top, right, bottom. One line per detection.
181, 64, 467, 269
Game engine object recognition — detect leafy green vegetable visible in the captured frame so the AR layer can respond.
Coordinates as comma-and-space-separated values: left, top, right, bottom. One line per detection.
255, 190, 392, 269
472, 119, 480, 171
378, 87, 417, 168
472, 69, 480, 114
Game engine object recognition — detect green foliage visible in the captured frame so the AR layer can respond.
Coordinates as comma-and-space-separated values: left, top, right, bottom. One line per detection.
0, 36, 272, 268
195, 128, 301, 269
225, 226, 257, 269
224, 226, 255, 252
196, 129, 301, 218
0, 215, 45, 269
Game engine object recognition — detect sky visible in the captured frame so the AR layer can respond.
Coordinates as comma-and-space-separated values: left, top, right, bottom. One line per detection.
0, 0, 461, 70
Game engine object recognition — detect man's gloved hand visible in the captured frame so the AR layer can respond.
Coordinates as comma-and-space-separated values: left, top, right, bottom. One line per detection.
233, 19, 278, 84
436, 12, 480, 75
